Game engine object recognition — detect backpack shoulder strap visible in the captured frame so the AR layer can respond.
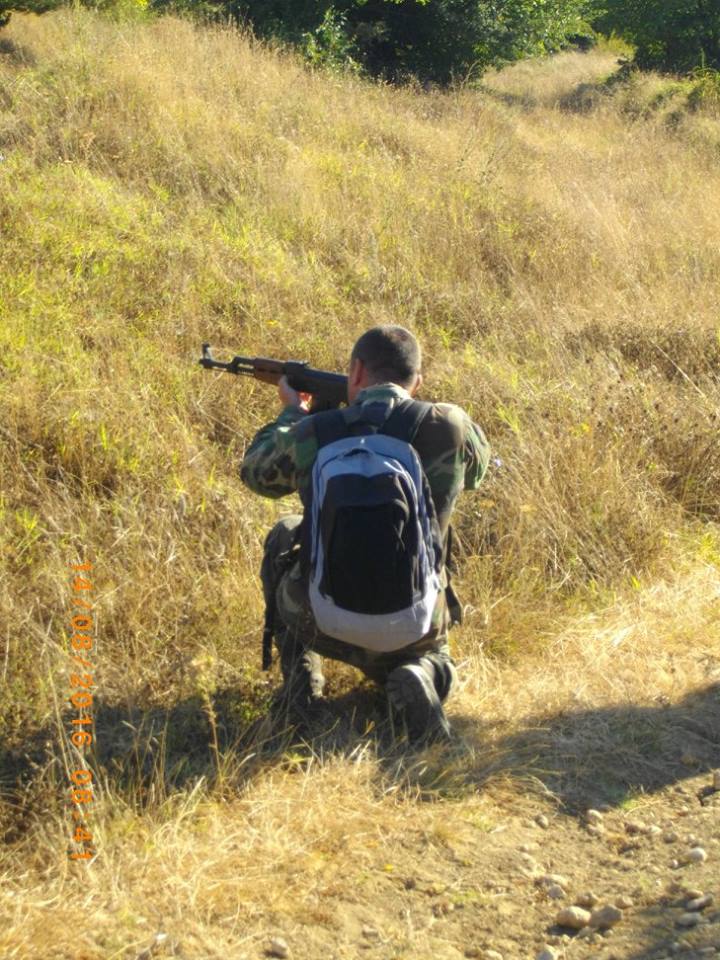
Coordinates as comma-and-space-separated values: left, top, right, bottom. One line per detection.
313, 401, 393, 450
382, 398, 432, 444
312, 409, 349, 451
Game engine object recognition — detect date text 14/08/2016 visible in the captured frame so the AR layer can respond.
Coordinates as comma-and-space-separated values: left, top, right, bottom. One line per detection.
68, 561, 95, 863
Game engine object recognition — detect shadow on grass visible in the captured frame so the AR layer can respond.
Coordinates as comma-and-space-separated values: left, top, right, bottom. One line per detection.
479, 69, 622, 115
454, 681, 720, 811
0, 35, 37, 66
1, 676, 718, 836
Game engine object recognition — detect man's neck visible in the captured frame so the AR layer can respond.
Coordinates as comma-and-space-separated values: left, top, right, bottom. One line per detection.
356, 381, 410, 399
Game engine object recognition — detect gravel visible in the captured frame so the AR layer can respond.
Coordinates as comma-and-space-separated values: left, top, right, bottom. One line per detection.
267, 937, 290, 958
556, 906, 592, 930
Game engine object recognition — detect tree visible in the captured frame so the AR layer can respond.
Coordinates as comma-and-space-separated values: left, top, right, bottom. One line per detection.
595, 0, 720, 73
231, 0, 591, 82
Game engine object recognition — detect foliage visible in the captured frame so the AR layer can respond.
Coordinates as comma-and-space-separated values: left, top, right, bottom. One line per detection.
0, 0, 593, 79
301, 7, 362, 73
227, 0, 591, 83
687, 64, 720, 110
595, 0, 720, 73
0, 0, 61, 29
0, 0, 149, 27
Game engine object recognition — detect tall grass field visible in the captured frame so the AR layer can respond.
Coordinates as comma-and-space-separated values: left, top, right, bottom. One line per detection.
0, 10, 719, 959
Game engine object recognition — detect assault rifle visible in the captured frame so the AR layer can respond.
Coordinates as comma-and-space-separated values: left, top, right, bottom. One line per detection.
198, 344, 348, 411
199, 343, 347, 669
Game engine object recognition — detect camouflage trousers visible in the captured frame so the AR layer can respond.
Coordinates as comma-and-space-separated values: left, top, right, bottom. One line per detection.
260, 515, 456, 698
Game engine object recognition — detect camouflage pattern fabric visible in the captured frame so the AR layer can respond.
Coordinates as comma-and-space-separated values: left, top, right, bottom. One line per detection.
240, 383, 491, 542
243, 383, 490, 677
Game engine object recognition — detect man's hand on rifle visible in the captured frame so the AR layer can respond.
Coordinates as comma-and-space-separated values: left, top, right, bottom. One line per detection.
278, 375, 312, 413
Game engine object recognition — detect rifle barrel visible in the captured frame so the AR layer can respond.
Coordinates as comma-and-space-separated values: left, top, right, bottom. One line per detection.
199, 345, 348, 408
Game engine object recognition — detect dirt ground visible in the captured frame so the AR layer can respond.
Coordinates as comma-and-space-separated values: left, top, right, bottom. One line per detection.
271, 769, 719, 960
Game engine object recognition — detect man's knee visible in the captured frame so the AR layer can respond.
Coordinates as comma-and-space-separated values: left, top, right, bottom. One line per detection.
260, 514, 302, 602
422, 648, 457, 703
263, 514, 302, 559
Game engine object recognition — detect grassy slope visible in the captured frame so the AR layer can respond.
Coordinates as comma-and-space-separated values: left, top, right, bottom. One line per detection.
0, 12, 719, 958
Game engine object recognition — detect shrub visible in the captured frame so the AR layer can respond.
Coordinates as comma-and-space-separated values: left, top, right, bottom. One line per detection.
228, 0, 592, 83
596, 0, 720, 74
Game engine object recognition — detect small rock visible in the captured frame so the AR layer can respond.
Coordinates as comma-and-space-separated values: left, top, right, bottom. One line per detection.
537, 874, 570, 888
484, 951, 504, 960
670, 859, 680, 869
536, 814, 550, 829
537, 950, 558, 960
520, 842, 540, 852
587, 824, 604, 837
647, 825, 663, 836
433, 900, 454, 917
665, 832, 679, 843
677, 913, 701, 928
616, 896, 634, 909
575, 892, 599, 908
625, 821, 647, 835
686, 894, 713, 911
683, 887, 703, 899
267, 938, 290, 959
547, 884, 565, 900
589, 905, 623, 929
686, 847, 707, 863
556, 906, 591, 930
586, 809, 604, 825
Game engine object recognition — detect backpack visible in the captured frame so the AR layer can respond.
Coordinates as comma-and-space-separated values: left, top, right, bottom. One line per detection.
304, 398, 443, 652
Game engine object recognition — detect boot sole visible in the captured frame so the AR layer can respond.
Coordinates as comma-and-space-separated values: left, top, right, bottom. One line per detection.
386, 663, 452, 744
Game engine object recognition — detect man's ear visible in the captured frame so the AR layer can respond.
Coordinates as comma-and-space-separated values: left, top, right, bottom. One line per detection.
349, 356, 364, 388
410, 372, 423, 397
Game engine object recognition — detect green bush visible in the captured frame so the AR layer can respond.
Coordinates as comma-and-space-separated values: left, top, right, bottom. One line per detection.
596, 0, 720, 73
224, 0, 591, 83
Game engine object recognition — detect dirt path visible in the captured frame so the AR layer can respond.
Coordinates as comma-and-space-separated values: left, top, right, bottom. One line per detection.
282, 771, 719, 960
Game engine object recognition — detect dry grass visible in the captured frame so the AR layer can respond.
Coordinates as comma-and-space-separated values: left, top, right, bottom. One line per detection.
1, 10, 719, 958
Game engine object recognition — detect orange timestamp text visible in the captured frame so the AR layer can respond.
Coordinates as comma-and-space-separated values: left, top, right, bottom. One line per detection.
68, 560, 96, 862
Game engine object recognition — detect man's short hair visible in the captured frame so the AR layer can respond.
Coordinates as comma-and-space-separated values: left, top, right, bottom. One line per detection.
350, 325, 421, 387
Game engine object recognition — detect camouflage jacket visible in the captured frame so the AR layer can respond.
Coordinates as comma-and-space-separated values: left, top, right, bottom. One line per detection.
240, 383, 490, 541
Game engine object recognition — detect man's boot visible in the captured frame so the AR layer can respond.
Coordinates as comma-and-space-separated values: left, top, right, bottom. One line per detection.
272, 628, 326, 725
385, 655, 456, 745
